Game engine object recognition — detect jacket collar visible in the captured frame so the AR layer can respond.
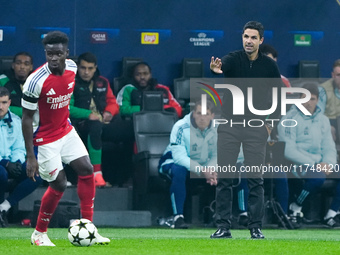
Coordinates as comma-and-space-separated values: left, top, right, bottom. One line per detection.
293, 104, 321, 120
242, 49, 263, 62
1, 111, 12, 127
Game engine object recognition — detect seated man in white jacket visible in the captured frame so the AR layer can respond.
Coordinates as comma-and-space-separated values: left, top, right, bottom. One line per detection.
278, 83, 340, 228
158, 100, 217, 228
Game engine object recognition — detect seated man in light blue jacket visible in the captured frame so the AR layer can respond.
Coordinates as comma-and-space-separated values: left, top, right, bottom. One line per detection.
0, 87, 42, 227
278, 83, 340, 228
158, 100, 217, 228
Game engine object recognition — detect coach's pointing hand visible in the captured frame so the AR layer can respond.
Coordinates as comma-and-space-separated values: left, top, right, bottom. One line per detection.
210, 57, 223, 74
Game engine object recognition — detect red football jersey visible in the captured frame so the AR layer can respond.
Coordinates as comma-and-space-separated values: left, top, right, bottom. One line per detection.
22, 59, 77, 146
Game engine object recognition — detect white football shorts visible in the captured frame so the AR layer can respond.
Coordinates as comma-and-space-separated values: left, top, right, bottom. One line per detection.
36, 127, 89, 182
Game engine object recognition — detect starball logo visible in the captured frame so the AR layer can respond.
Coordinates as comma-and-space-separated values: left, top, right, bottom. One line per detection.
195, 79, 312, 128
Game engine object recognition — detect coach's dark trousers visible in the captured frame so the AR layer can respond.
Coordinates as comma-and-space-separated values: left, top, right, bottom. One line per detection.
215, 124, 268, 230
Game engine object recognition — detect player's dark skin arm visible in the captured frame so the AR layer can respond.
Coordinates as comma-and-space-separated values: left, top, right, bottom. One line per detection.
22, 107, 39, 182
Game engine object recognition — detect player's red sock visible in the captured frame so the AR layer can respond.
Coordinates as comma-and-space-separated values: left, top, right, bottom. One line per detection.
93, 164, 101, 174
78, 174, 95, 221
36, 186, 63, 233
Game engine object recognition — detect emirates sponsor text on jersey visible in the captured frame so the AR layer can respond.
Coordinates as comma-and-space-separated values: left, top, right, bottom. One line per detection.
47, 92, 73, 109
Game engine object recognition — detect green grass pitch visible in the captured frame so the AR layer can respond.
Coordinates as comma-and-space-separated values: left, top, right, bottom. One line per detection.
1, 227, 340, 255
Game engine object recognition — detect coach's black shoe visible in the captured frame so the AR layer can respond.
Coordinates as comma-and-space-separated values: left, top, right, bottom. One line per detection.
250, 228, 265, 239
210, 228, 232, 239
0, 210, 8, 228
334, 214, 340, 222
322, 217, 340, 228
174, 216, 188, 229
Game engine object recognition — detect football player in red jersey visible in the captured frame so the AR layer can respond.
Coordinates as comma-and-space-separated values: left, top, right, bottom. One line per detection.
21, 31, 110, 246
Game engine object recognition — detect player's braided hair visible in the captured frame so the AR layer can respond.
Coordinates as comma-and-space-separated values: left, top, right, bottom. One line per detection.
42, 31, 69, 46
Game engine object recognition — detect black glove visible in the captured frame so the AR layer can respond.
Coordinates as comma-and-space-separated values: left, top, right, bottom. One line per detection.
6, 162, 23, 178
